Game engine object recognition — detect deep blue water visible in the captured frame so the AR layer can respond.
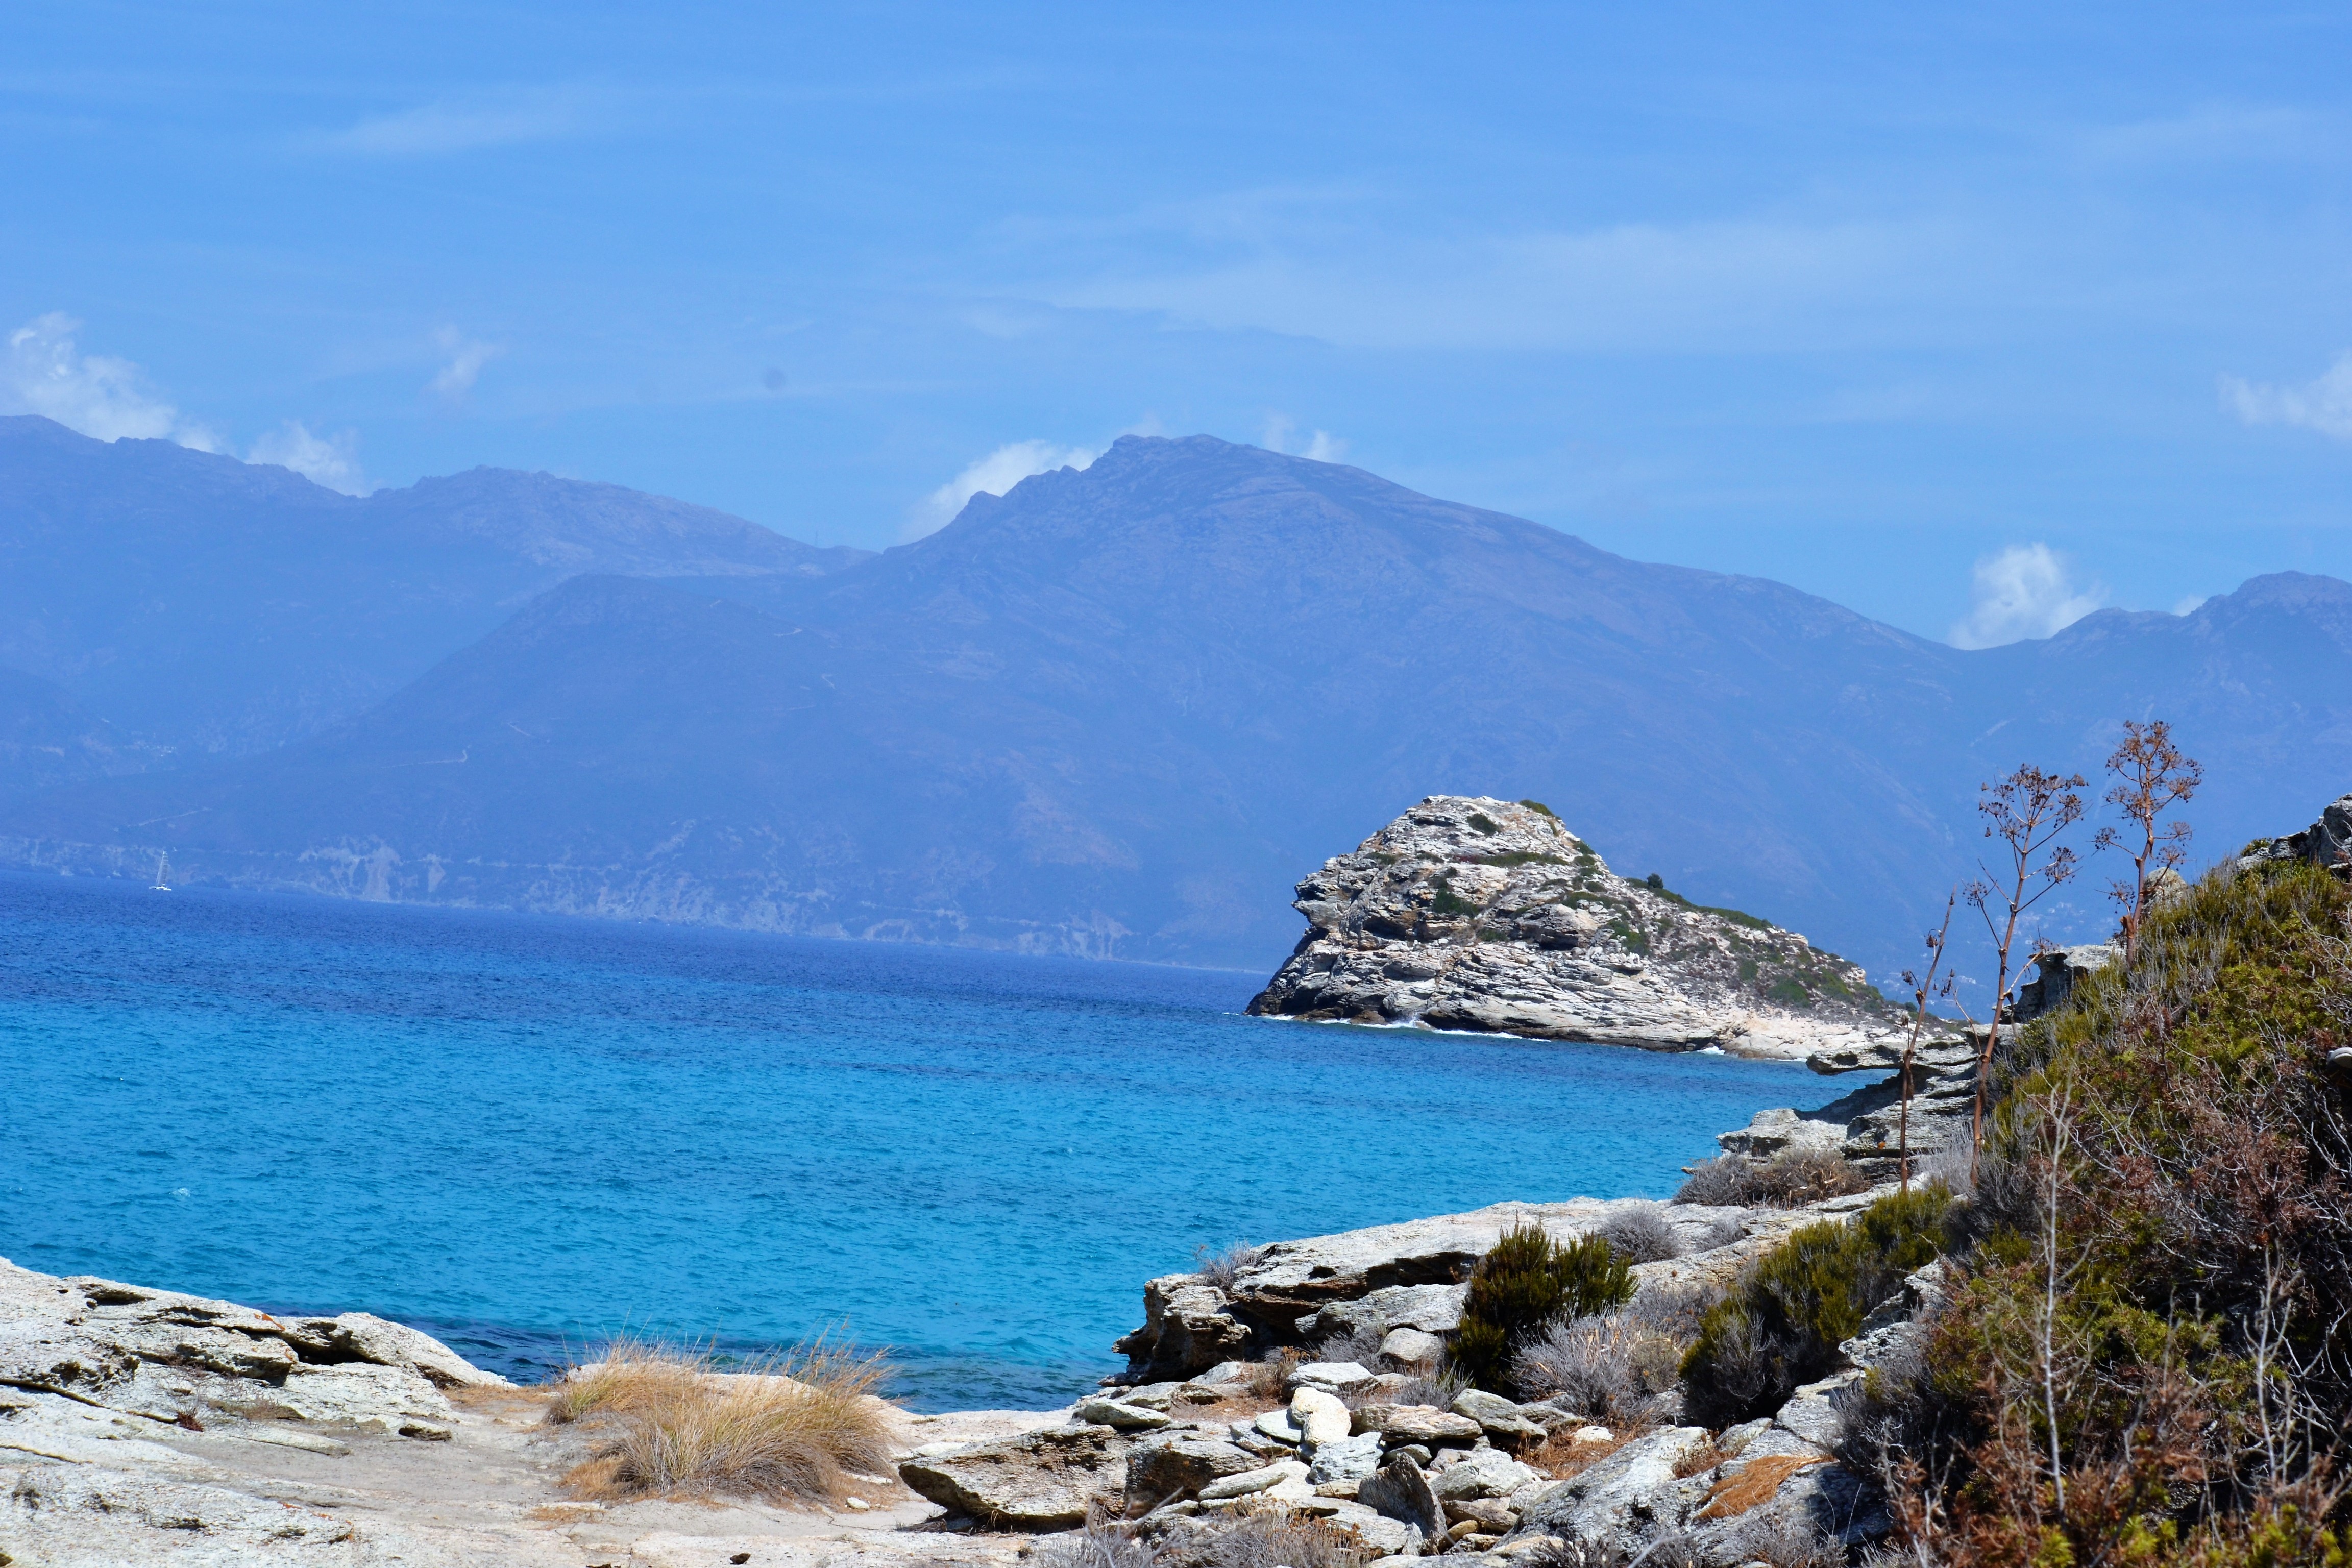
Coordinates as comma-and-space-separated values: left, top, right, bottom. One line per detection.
0, 872, 1826, 1410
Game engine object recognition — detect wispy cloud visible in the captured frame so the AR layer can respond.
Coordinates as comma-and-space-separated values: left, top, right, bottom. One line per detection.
1040, 206, 1973, 354
2222, 353, 2352, 440
248, 420, 369, 494
428, 326, 505, 405
1950, 544, 2105, 649
325, 85, 610, 156
0, 313, 219, 449
909, 439, 1096, 538
1260, 413, 1348, 463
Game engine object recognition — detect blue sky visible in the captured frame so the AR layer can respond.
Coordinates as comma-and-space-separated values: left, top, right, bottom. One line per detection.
7, 2, 2351, 644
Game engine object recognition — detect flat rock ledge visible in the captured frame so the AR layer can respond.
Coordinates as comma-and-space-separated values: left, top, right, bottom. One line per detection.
1246, 796, 1923, 1063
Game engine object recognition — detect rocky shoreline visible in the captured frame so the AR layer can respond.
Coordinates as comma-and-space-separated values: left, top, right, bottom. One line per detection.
0, 1049, 1978, 1567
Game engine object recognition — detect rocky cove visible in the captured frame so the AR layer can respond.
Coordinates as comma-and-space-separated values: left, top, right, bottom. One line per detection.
22, 789, 2338, 1567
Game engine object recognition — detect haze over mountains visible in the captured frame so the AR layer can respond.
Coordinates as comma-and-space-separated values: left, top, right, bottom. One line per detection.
4, 413, 2349, 989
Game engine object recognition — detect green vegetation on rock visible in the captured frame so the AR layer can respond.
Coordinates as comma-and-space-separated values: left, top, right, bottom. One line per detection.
1452, 1222, 1634, 1391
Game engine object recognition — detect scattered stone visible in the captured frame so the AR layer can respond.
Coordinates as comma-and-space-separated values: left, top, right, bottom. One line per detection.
1379, 1327, 1445, 1368
1354, 1403, 1482, 1444
1306, 1431, 1385, 1485
1444, 1498, 1520, 1532
1123, 1433, 1260, 1512
1073, 1396, 1173, 1430
1199, 1459, 1310, 1501
1358, 1455, 1447, 1546
1452, 1389, 1545, 1440
1291, 1385, 1353, 1445
1254, 1408, 1304, 1444
1515, 1426, 1714, 1545
1430, 1448, 1538, 1501
1287, 1360, 1379, 1393
897, 1425, 1129, 1530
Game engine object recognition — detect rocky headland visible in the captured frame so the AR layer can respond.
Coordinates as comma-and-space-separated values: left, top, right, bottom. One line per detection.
1247, 797, 1922, 1064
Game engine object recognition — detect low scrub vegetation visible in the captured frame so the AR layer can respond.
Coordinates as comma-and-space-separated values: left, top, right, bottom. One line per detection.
1673, 1147, 1869, 1208
547, 1334, 894, 1505
1451, 1222, 1635, 1390
1594, 1200, 1682, 1263
1857, 861, 2352, 1565
1680, 1184, 1954, 1426
1510, 1299, 1684, 1420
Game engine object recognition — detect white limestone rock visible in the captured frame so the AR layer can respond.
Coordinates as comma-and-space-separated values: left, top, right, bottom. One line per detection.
1246, 796, 1918, 1063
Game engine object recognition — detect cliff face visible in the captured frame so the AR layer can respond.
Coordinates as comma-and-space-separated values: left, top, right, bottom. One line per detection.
1247, 796, 1915, 1062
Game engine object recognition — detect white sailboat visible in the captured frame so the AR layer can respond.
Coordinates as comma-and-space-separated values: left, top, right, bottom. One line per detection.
151, 851, 173, 892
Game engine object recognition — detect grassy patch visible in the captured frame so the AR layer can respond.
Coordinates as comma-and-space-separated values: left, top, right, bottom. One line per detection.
548, 1335, 895, 1505
1467, 811, 1501, 835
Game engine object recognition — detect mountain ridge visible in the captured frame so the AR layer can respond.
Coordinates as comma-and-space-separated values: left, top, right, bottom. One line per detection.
5, 429, 2350, 987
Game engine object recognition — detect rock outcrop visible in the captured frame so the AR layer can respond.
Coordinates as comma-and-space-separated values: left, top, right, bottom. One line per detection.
1247, 796, 1918, 1062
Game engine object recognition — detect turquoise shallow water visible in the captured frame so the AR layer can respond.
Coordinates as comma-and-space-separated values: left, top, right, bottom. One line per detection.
0, 872, 1825, 1409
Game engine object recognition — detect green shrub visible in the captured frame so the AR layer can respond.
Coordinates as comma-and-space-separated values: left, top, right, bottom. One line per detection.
1467, 812, 1501, 835
1518, 799, 1557, 818
1682, 1183, 1952, 1424
1450, 1223, 1633, 1390
1428, 874, 1479, 918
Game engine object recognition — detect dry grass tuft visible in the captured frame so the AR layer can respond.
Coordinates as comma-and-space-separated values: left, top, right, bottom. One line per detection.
1695, 1453, 1826, 1520
547, 1333, 896, 1505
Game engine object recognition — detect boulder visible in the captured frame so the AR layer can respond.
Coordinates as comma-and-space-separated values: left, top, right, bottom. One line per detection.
1451, 1389, 1546, 1440
1291, 1386, 1353, 1445
897, 1425, 1129, 1530
1430, 1448, 1539, 1502
1379, 1328, 1445, 1368
1199, 1459, 1310, 1501
1357, 1455, 1446, 1545
1307, 1432, 1386, 1486
1254, 1408, 1304, 1444
1515, 1426, 1714, 1544
1302, 1284, 1470, 1342
275, 1313, 509, 1389
1287, 1361, 1379, 1393
270, 1362, 451, 1430
1353, 1403, 1482, 1444
1323, 1503, 1426, 1559
1123, 1433, 1260, 1511
1771, 1371, 1860, 1451
1074, 1396, 1173, 1431
1444, 1498, 1520, 1533
1114, 1279, 1255, 1381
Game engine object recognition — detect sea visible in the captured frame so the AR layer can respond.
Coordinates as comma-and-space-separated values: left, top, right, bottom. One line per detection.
0, 871, 1827, 1410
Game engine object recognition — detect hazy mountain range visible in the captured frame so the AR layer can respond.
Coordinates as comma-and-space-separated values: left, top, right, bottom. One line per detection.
4, 413, 2348, 989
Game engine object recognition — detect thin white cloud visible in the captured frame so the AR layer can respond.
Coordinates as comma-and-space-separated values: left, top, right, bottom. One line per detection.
428, 327, 505, 405
909, 439, 1096, 538
1, 313, 220, 450
326, 86, 604, 156
1950, 544, 2105, 650
1044, 210, 1972, 355
248, 420, 369, 495
2222, 353, 2352, 440
1260, 412, 1348, 462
